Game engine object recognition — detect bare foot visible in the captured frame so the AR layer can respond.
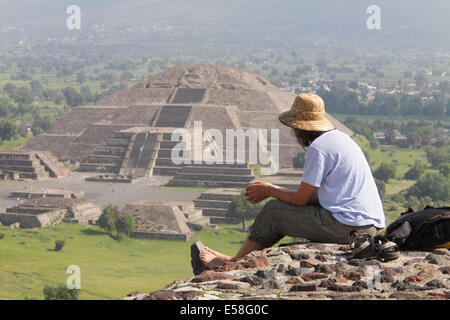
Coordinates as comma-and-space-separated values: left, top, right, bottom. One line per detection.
205, 247, 232, 262
199, 249, 228, 269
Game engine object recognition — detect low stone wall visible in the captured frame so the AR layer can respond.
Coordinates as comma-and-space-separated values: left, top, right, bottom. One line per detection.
85, 174, 146, 183
123, 242, 450, 300
130, 231, 192, 241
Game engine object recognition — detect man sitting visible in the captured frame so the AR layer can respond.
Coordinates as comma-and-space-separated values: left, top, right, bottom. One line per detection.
199, 93, 385, 269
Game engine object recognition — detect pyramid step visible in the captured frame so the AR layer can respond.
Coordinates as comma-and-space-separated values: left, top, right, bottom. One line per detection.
0, 165, 42, 173
152, 166, 182, 176
78, 163, 119, 173
174, 173, 254, 183
181, 166, 252, 175
166, 179, 249, 189
93, 147, 127, 156
187, 216, 211, 231
86, 155, 123, 165
193, 199, 231, 209
183, 208, 203, 220
198, 207, 228, 217
112, 132, 133, 140
198, 190, 241, 201
104, 139, 130, 147
154, 158, 181, 167
0, 159, 35, 166
159, 140, 179, 149
209, 216, 240, 224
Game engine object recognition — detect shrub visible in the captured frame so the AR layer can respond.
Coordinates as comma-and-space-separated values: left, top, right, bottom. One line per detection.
98, 204, 135, 241
374, 163, 397, 182
406, 172, 449, 202
43, 284, 80, 300
98, 204, 119, 235
403, 160, 427, 180
54, 239, 65, 251
115, 213, 135, 240
426, 146, 450, 168
439, 162, 450, 178
226, 192, 268, 230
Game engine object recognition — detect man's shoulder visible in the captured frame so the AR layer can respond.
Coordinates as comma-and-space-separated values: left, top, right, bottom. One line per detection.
311, 130, 353, 151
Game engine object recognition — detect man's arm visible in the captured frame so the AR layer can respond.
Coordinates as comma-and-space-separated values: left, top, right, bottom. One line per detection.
245, 181, 318, 206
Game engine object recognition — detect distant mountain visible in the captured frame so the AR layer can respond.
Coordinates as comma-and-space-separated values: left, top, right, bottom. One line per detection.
0, 0, 449, 48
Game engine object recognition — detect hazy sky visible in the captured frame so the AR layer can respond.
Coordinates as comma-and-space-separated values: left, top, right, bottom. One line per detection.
0, 0, 449, 46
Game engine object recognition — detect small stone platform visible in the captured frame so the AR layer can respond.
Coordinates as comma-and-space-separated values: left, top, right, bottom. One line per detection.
123, 201, 214, 241
85, 174, 146, 183
0, 197, 101, 228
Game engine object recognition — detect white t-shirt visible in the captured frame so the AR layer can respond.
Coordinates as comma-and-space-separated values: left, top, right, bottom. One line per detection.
302, 129, 385, 228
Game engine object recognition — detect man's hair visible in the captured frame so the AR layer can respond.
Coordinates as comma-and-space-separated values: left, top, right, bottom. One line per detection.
293, 128, 330, 148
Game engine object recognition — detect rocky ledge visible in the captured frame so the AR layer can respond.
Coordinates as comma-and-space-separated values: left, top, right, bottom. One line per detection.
123, 242, 450, 300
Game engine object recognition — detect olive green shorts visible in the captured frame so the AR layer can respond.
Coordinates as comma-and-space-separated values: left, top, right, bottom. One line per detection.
248, 199, 383, 247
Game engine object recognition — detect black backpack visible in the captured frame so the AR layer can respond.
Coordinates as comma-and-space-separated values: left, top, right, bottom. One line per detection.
385, 206, 450, 250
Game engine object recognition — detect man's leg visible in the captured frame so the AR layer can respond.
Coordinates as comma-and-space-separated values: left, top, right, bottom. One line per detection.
199, 235, 266, 269
199, 199, 288, 269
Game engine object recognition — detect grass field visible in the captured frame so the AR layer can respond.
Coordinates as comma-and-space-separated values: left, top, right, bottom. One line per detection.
352, 134, 428, 178
0, 221, 293, 300
0, 136, 32, 150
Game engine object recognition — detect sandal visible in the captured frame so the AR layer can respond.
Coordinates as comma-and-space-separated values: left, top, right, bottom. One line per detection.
190, 240, 208, 275
348, 231, 378, 260
374, 235, 400, 262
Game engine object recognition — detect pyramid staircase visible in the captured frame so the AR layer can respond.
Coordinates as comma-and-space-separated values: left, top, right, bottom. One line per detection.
165, 161, 255, 189
0, 151, 53, 180
193, 188, 242, 224
120, 131, 162, 176
35, 151, 69, 178
78, 131, 133, 174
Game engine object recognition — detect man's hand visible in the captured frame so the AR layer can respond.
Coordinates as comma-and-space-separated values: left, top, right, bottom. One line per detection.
245, 181, 318, 207
244, 182, 272, 204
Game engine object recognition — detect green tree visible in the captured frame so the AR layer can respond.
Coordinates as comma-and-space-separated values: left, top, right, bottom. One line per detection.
32, 114, 53, 135
226, 193, 266, 231
439, 162, 450, 178
374, 163, 397, 183
54, 240, 65, 251
98, 205, 135, 241
63, 87, 85, 107
98, 204, 119, 235
406, 172, 449, 202
404, 160, 428, 180
116, 213, 135, 237
426, 146, 450, 168
0, 119, 18, 141
226, 193, 248, 230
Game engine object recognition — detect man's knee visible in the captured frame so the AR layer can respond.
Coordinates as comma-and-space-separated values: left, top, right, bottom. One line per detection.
262, 199, 281, 211
256, 199, 281, 221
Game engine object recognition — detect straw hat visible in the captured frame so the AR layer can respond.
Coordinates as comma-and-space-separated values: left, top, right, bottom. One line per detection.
278, 93, 335, 131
